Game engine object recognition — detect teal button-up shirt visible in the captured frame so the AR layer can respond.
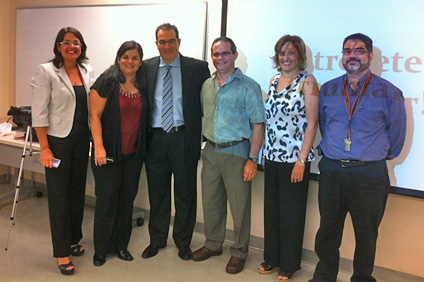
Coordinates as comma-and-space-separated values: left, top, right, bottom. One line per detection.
201, 68, 264, 143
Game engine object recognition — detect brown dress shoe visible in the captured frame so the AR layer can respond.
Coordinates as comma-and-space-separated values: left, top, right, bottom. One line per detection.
192, 246, 222, 261
226, 256, 245, 274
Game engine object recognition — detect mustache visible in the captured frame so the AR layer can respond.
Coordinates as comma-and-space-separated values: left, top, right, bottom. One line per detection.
347, 58, 361, 64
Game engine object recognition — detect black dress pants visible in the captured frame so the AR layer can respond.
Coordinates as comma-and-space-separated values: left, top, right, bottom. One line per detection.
263, 160, 310, 274
312, 156, 390, 282
45, 122, 90, 258
145, 129, 197, 248
92, 153, 143, 255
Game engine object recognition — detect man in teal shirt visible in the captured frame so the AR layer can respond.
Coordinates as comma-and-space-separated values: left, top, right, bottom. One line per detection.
192, 37, 264, 274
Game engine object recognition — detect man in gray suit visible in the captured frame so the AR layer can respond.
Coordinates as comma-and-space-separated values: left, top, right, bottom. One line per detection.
141, 23, 210, 260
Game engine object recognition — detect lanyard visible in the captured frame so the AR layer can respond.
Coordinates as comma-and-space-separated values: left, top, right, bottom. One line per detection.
342, 72, 373, 139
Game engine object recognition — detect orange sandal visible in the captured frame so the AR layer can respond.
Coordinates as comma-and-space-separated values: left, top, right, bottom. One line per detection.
258, 261, 279, 274
278, 271, 293, 281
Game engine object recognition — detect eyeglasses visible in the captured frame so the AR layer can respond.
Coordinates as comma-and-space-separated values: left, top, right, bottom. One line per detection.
60, 41, 82, 47
212, 51, 232, 58
157, 39, 178, 46
341, 48, 371, 56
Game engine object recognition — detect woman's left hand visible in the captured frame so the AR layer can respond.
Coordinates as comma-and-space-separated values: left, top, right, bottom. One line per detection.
291, 161, 305, 183
94, 145, 107, 166
40, 147, 54, 168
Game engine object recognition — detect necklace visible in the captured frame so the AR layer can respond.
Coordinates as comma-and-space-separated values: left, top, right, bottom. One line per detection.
119, 87, 140, 98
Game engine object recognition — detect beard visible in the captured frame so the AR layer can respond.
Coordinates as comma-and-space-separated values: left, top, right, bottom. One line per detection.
343, 57, 371, 75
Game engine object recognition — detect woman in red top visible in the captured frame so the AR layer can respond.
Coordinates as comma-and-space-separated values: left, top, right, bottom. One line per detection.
90, 41, 149, 266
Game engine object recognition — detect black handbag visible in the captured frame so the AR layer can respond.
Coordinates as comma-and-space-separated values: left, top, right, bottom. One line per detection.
7, 106, 38, 141
7, 106, 32, 129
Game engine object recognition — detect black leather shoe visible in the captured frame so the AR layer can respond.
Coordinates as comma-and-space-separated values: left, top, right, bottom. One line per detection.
142, 245, 161, 259
93, 253, 106, 266
178, 246, 192, 260
117, 250, 134, 261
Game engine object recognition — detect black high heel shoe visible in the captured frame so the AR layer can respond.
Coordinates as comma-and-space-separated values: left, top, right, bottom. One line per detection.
58, 261, 75, 275
70, 245, 85, 256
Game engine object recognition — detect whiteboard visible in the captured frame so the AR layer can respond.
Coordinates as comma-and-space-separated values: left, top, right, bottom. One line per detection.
15, 2, 209, 106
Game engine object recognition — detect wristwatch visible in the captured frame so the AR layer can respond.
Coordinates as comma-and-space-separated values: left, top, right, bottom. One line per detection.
248, 156, 259, 164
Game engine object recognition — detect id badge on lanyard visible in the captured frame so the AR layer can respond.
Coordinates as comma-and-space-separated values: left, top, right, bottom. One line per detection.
342, 73, 373, 152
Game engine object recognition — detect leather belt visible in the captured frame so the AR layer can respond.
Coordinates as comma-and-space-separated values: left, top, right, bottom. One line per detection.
152, 125, 185, 134
332, 159, 377, 168
207, 138, 247, 149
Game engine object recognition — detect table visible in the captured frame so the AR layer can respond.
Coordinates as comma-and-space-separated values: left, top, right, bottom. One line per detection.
0, 131, 44, 202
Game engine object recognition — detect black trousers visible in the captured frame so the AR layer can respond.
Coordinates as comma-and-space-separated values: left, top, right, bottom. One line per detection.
45, 122, 90, 258
92, 153, 143, 255
312, 156, 390, 282
263, 160, 310, 274
145, 129, 197, 248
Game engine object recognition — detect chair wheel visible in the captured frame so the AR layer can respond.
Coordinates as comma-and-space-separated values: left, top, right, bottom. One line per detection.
36, 191, 43, 198
136, 217, 144, 226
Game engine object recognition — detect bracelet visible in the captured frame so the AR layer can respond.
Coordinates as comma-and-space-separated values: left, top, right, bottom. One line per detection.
40, 145, 50, 151
299, 158, 305, 164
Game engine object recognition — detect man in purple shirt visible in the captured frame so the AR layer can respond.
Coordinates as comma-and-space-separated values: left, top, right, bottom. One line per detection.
310, 33, 406, 282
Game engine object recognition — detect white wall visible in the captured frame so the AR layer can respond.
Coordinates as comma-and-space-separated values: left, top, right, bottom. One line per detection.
3, 0, 424, 278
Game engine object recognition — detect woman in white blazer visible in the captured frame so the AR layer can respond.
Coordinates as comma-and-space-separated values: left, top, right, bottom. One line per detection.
31, 27, 94, 276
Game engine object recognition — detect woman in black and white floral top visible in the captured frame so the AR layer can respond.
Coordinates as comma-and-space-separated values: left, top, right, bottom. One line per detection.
259, 35, 319, 281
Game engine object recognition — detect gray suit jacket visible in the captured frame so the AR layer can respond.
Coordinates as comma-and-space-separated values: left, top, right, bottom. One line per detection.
31, 62, 94, 137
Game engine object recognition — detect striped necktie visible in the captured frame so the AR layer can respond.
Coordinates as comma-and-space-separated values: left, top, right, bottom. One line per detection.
162, 65, 173, 132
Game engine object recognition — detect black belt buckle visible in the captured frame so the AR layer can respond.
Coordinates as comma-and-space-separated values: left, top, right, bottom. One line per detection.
340, 159, 364, 168
340, 160, 352, 168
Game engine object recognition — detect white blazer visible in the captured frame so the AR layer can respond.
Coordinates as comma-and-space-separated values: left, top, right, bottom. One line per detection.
31, 62, 94, 138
